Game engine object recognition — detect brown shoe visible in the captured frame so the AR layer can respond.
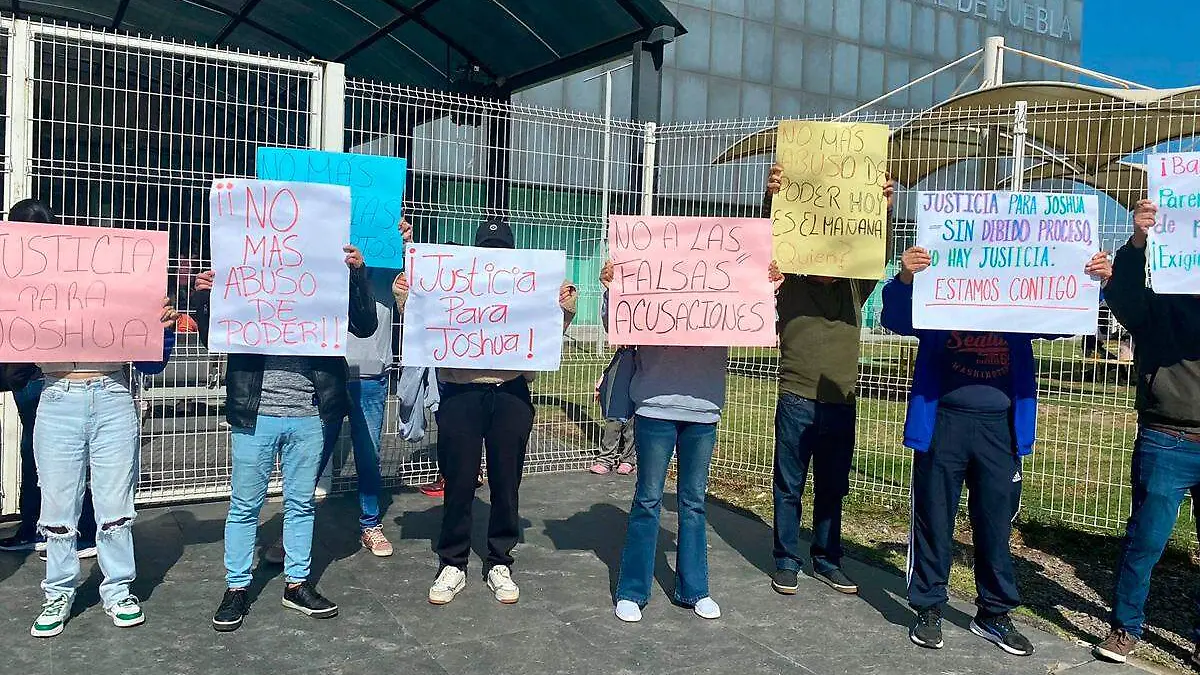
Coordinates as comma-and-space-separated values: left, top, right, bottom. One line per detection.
360, 526, 394, 557
1094, 629, 1138, 663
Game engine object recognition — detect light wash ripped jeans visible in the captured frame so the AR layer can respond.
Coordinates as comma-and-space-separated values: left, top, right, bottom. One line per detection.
34, 374, 140, 609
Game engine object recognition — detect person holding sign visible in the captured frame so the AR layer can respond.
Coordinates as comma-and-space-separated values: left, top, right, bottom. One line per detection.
763, 163, 893, 597
0, 199, 99, 561
25, 205, 178, 638
392, 218, 578, 607
193, 244, 378, 633
884, 244, 1111, 655
1093, 200, 1200, 666
603, 257, 777, 624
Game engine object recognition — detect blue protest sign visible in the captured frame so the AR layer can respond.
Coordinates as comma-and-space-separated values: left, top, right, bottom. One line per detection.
256, 147, 408, 268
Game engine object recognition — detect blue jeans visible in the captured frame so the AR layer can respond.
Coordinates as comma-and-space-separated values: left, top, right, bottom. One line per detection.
320, 374, 387, 529
226, 415, 324, 588
772, 393, 855, 575
616, 414, 717, 606
34, 375, 140, 608
1111, 426, 1200, 637
14, 378, 98, 543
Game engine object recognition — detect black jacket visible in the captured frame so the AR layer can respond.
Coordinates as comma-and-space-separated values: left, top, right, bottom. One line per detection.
194, 265, 379, 429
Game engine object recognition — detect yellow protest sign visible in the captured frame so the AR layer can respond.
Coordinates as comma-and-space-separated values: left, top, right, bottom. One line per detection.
770, 120, 890, 279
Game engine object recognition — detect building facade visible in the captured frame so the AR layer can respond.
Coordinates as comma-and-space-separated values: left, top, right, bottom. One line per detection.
517, 0, 1083, 120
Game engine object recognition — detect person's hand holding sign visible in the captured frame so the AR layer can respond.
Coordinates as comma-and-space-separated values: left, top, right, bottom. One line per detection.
766, 162, 783, 196
1086, 251, 1113, 286
897, 246, 932, 285
559, 281, 579, 313
599, 260, 614, 289
400, 217, 413, 244
1131, 199, 1155, 250
195, 270, 215, 292
884, 174, 895, 213
344, 245, 364, 270
159, 297, 180, 330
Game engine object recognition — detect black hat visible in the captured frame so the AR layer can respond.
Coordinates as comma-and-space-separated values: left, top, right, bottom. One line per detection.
475, 216, 515, 249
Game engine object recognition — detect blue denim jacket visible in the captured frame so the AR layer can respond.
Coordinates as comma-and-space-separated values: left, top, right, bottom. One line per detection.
880, 279, 1057, 457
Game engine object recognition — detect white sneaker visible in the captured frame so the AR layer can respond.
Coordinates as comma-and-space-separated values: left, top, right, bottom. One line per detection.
614, 600, 642, 623
486, 565, 520, 604
693, 597, 721, 620
31, 594, 72, 638
105, 595, 146, 628
428, 566, 467, 605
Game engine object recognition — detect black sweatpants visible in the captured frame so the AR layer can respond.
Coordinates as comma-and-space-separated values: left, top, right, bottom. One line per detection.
908, 407, 1022, 615
435, 377, 534, 572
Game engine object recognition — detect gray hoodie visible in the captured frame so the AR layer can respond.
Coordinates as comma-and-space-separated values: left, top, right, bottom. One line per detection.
345, 268, 397, 379
630, 346, 727, 424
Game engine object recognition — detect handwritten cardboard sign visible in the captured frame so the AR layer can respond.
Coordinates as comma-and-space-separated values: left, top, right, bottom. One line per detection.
771, 120, 890, 279
0, 222, 168, 362
1146, 152, 1200, 294
912, 190, 1101, 334
607, 216, 775, 347
401, 243, 566, 370
256, 148, 407, 269
208, 179, 352, 356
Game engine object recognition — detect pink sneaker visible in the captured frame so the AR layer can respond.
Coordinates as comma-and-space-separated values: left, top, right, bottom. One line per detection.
616, 463, 634, 475
589, 463, 610, 475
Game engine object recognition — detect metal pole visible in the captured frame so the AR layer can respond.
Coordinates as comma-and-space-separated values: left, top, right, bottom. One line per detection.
981, 36, 1005, 89
640, 122, 657, 216
1010, 100, 1029, 191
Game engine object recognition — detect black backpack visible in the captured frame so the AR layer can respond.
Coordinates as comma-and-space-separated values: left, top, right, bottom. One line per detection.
0, 364, 39, 393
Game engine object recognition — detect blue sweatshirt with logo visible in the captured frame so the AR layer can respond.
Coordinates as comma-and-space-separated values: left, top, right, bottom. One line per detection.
880, 278, 1058, 456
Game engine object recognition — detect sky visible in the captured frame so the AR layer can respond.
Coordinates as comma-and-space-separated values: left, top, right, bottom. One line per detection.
1081, 0, 1200, 88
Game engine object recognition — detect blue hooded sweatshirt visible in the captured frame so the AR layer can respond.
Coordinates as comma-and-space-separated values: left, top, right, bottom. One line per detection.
880, 278, 1061, 457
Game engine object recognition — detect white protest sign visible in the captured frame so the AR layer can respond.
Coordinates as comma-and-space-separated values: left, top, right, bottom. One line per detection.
1146, 152, 1200, 294
208, 178, 352, 356
912, 190, 1100, 334
401, 243, 567, 370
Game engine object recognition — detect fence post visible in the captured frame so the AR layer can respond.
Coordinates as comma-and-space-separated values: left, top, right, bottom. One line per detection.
310, 60, 346, 152
0, 18, 32, 516
1010, 100, 1029, 191
640, 121, 657, 216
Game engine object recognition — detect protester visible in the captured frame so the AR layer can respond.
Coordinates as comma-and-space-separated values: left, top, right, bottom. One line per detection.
883, 245, 1111, 655
606, 257, 775, 623
590, 266, 637, 476
27, 202, 178, 637
194, 244, 378, 632
1093, 199, 1200, 666
393, 217, 577, 606
258, 219, 414, 562
762, 165, 893, 596
0, 200, 98, 561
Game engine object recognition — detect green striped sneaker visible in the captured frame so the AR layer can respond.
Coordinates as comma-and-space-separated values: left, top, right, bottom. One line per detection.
30, 594, 71, 638
105, 596, 145, 628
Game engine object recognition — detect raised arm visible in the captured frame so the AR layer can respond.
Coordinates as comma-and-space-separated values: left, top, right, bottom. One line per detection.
1104, 199, 1155, 335
133, 297, 180, 375
880, 246, 930, 337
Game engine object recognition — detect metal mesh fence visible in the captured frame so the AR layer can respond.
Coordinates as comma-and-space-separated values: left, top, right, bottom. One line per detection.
0, 16, 1192, 544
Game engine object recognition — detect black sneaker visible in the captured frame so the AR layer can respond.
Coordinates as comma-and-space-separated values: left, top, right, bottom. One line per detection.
910, 606, 944, 649
212, 588, 249, 632
771, 569, 799, 595
282, 581, 338, 619
0, 532, 43, 552
970, 612, 1035, 656
814, 568, 858, 594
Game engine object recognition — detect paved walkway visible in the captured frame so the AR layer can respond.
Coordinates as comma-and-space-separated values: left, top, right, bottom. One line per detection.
0, 472, 1130, 675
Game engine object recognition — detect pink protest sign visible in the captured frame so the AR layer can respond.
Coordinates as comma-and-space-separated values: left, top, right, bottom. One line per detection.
0, 222, 168, 362
608, 216, 776, 347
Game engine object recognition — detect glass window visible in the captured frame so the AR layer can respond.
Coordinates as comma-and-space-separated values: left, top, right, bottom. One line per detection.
771, 87, 803, 118
910, 61, 935, 109
914, 6, 936, 57
747, 0, 775, 22
565, 72, 602, 116
674, 70, 710, 122
861, 0, 886, 47
958, 16, 981, 57
743, 20, 775, 84
835, 0, 862, 40
832, 41, 860, 98
937, 10, 957, 61
860, 47, 885, 100
773, 27, 805, 89
778, 0, 806, 29
933, 71, 957, 103
708, 77, 741, 120
741, 83, 772, 119
807, 0, 834, 34
803, 35, 833, 96
710, 12, 744, 78
661, 71, 676, 122
674, 5, 711, 73
885, 57, 910, 108
887, 0, 912, 51
713, 0, 744, 15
